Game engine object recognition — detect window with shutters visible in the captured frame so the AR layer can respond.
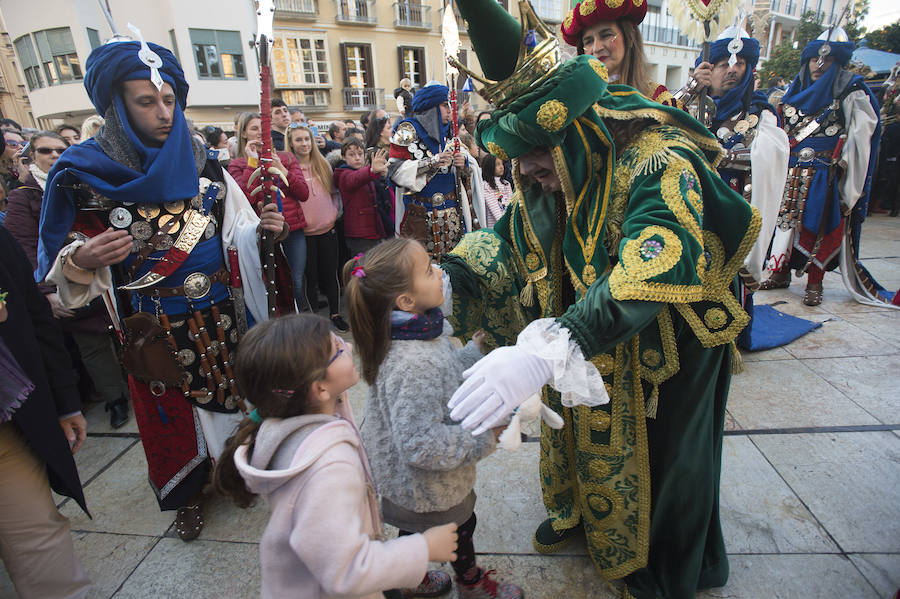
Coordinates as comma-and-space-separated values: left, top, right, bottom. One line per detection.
188, 29, 246, 79
14, 28, 82, 89
273, 33, 330, 88
398, 46, 425, 88
13, 35, 42, 90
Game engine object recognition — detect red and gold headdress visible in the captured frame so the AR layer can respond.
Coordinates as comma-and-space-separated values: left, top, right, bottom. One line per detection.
561, 0, 648, 47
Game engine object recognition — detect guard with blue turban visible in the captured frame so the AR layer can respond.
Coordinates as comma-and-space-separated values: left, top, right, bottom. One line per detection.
762, 27, 893, 309
690, 26, 791, 347
37, 33, 288, 536
388, 81, 484, 259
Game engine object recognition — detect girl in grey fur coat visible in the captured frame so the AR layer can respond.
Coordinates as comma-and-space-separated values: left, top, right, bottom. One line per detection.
345, 239, 525, 599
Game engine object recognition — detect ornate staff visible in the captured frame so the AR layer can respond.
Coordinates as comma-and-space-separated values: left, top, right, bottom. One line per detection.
252, 0, 279, 316
442, 0, 477, 229
668, 0, 744, 123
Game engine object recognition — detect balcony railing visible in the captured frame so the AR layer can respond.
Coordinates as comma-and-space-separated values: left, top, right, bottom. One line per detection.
638, 23, 699, 48
394, 2, 431, 29
275, 0, 317, 18
342, 87, 384, 111
335, 0, 377, 25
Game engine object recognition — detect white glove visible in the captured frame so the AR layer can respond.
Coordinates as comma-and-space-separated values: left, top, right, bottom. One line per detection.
448, 346, 552, 435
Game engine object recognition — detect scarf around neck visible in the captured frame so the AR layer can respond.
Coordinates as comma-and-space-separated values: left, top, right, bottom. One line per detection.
390, 308, 444, 341
28, 163, 48, 191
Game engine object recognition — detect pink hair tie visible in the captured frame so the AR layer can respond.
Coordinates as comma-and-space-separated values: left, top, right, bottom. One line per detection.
353, 253, 364, 261
351, 266, 366, 278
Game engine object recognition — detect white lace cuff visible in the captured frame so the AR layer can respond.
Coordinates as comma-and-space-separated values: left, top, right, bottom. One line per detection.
516, 318, 609, 408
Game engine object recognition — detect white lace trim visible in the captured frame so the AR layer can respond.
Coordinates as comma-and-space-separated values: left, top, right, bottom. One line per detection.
516, 318, 609, 408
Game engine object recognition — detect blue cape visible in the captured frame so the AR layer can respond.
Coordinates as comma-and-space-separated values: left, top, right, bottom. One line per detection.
411, 84, 449, 113
36, 42, 199, 281
84, 41, 189, 116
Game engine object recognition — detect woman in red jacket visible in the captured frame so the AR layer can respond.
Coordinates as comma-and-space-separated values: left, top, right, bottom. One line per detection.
228, 112, 309, 308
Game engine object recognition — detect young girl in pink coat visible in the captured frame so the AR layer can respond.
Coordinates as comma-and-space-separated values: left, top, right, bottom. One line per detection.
214, 314, 457, 599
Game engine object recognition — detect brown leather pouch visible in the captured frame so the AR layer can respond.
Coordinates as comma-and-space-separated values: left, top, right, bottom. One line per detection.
120, 312, 187, 385
400, 202, 429, 242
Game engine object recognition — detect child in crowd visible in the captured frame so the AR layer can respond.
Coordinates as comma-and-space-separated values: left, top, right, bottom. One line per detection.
344, 239, 524, 599
479, 153, 512, 228
333, 138, 390, 256
214, 314, 458, 599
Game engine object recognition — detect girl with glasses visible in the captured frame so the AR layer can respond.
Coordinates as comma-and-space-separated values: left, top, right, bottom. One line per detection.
215, 313, 458, 599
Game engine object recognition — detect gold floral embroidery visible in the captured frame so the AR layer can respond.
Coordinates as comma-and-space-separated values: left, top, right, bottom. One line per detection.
641, 348, 661, 368
609, 278, 704, 303
486, 141, 509, 161
589, 58, 609, 81
633, 0, 644, 6
536, 99, 568, 133
591, 353, 615, 375
703, 307, 728, 330
526, 252, 540, 270
660, 159, 703, 245
605, 0, 625, 9
580, 0, 597, 16
563, 12, 574, 29
583, 264, 597, 286
592, 410, 611, 432
617, 225, 683, 282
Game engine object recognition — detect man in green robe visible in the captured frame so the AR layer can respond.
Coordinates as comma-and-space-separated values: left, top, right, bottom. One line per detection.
441, 2, 761, 598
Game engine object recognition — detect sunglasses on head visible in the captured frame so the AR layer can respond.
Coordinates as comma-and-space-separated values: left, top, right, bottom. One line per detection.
35, 147, 64, 155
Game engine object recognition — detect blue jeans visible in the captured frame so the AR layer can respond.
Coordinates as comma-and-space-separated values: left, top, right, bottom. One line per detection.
281, 230, 307, 309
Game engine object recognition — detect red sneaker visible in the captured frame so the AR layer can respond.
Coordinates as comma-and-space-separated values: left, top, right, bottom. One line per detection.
456, 568, 524, 599
400, 570, 451, 598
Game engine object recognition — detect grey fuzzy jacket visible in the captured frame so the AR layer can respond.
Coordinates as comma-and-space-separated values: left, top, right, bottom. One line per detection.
362, 323, 495, 514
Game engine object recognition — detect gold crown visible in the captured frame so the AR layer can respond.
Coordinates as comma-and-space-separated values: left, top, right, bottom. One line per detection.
450, 0, 562, 109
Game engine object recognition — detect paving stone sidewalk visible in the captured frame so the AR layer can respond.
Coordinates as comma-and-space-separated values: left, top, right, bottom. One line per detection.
2, 215, 898, 599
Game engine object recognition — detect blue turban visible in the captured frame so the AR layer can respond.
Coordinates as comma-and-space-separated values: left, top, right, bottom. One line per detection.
801, 40, 855, 66
84, 41, 189, 115
411, 84, 450, 113
697, 36, 761, 70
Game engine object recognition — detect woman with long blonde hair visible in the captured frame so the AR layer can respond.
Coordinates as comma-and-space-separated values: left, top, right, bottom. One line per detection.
286, 123, 347, 331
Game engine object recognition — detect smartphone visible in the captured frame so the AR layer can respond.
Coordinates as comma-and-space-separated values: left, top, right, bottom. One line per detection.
17, 141, 31, 165
309, 124, 319, 139
366, 147, 376, 164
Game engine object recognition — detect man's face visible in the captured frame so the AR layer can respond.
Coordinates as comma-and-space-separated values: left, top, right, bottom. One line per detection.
290, 110, 305, 124
121, 80, 176, 146
272, 105, 291, 129
518, 147, 560, 193
809, 56, 835, 82
710, 56, 747, 97
439, 102, 451, 125
332, 122, 346, 141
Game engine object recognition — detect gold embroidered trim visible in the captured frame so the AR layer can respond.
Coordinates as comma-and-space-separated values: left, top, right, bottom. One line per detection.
580, 0, 597, 15
609, 277, 704, 303
659, 158, 703, 244
563, 13, 574, 29
593, 99, 725, 167
606, 0, 625, 7
704, 307, 728, 330
591, 353, 615, 375
583, 264, 597, 286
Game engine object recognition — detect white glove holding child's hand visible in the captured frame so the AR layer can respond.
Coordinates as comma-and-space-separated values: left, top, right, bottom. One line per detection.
448, 346, 552, 435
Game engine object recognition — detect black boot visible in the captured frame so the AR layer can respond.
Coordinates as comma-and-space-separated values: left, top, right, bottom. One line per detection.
105, 397, 129, 429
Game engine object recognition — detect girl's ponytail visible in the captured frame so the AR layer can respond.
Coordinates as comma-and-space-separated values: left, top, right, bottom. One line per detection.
214, 417, 261, 508
343, 239, 419, 384
213, 314, 333, 508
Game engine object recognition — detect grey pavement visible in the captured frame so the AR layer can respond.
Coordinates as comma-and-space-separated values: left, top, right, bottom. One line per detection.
2, 215, 899, 598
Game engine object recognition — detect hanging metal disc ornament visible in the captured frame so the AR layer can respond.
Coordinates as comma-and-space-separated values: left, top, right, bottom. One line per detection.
109, 207, 133, 229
